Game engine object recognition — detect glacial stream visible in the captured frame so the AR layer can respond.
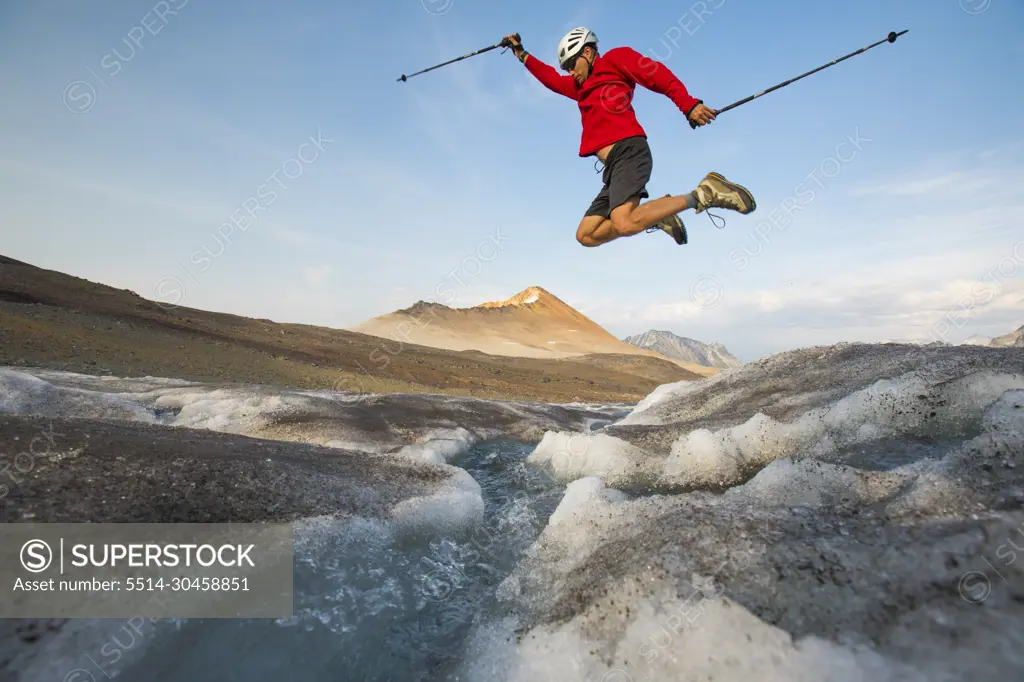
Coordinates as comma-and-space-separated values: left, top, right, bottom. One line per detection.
113, 440, 564, 682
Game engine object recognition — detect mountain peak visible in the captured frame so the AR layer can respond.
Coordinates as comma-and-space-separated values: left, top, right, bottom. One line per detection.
991, 323, 1024, 348
349, 289, 720, 373
476, 286, 558, 309
624, 330, 741, 369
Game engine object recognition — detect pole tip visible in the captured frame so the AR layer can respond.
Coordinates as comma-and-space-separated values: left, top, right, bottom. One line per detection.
398, 74, 407, 82
888, 30, 908, 43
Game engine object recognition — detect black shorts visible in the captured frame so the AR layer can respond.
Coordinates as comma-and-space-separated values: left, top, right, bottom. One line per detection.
584, 136, 653, 218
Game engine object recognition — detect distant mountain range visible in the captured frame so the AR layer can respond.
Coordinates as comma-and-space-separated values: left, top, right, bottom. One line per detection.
623, 330, 741, 369
882, 324, 1023, 348
991, 324, 1024, 347
950, 324, 1022, 347
960, 335, 994, 346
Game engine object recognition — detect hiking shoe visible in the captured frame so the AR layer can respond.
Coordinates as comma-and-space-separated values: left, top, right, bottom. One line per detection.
645, 195, 687, 245
694, 172, 756, 215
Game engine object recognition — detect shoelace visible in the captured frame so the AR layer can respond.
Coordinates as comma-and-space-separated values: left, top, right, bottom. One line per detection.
706, 210, 726, 229
645, 211, 726, 234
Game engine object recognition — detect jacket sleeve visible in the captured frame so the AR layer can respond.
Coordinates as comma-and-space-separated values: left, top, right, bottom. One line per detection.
523, 54, 578, 100
615, 47, 701, 116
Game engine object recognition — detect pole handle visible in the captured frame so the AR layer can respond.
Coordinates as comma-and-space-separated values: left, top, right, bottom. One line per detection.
688, 109, 719, 130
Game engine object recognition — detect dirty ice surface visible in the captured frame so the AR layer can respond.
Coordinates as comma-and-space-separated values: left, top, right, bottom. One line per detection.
2, 340, 1023, 681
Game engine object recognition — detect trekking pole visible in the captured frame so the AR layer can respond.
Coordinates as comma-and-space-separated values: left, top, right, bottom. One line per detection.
691, 30, 908, 128
398, 34, 520, 82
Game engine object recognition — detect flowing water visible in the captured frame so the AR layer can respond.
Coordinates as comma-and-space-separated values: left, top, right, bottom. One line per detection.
112, 440, 563, 682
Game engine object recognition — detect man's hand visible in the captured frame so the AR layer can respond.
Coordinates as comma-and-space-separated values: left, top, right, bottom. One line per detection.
688, 103, 717, 127
503, 33, 526, 59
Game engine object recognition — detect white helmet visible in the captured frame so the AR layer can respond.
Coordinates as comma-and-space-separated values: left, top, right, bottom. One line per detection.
557, 27, 598, 69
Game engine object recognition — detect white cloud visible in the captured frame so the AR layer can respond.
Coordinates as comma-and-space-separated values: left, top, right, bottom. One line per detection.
850, 156, 1024, 200
852, 171, 965, 197
611, 272, 1024, 346
302, 265, 333, 289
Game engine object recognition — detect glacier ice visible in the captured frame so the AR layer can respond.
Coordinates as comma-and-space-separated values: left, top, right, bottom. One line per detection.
464, 343, 1024, 681
5, 341, 1024, 681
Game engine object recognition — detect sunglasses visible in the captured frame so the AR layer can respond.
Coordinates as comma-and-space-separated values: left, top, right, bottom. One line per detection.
561, 55, 581, 72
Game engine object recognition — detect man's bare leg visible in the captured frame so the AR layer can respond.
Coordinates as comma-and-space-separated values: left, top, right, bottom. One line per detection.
576, 194, 695, 247
576, 215, 613, 247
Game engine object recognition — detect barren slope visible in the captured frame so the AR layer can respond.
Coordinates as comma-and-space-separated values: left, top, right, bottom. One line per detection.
0, 256, 701, 403
352, 286, 717, 376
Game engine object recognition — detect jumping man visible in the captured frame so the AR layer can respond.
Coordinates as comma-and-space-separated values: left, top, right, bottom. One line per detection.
505, 28, 756, 247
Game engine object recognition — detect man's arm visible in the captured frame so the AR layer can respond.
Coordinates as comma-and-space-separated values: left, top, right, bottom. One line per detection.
505, 33, 577, 100
614, 47, 715, 125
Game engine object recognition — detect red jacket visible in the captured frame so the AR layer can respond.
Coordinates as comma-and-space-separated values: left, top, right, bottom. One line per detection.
524, 46, 701, 157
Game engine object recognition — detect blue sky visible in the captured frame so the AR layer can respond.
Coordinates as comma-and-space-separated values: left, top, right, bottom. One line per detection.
1, 0, 1022, 362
